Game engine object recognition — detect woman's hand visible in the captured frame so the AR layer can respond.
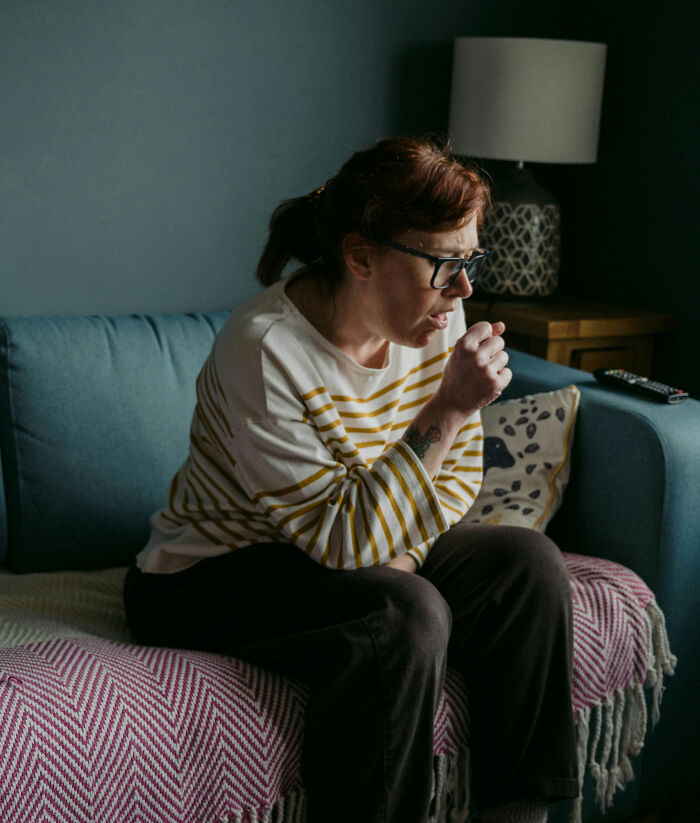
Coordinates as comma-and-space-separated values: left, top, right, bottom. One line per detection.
384, 554, 418, 573
400, 321, 511, 481
433, 321, 511, 421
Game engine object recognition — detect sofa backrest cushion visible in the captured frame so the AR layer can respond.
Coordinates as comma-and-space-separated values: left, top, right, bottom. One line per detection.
0, 313, 228, 573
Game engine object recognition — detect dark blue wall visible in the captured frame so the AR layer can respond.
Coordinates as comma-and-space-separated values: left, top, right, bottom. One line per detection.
0, 0, 457, 316
1, 0, 697, 394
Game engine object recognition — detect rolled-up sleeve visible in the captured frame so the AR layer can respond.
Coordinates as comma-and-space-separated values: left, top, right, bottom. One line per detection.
230, 416, 452, 569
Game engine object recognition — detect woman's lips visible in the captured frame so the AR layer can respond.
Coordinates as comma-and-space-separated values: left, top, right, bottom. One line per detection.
430, 311, 449, 329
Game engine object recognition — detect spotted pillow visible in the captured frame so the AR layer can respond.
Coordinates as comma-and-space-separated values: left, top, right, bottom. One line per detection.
465, 385, 580, 531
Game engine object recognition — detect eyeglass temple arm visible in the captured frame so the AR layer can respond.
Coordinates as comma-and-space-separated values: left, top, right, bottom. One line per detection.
378, 239, 489, 273
377, 239, 440, 264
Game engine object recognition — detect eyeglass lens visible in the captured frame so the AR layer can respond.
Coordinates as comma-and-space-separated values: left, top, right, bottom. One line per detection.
433, 253, 487, 288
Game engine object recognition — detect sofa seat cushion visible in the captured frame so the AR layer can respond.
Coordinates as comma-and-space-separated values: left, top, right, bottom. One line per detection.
0, 567, 471, 823
0, 567, 128, 648
0, 637, 310, 823
0, 553, 675, 823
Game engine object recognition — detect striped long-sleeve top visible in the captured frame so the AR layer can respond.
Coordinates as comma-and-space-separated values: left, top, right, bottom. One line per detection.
136, 277, 484, 574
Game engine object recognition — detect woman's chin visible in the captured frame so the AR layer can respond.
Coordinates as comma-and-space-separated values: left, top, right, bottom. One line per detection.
409, 329, 437, 348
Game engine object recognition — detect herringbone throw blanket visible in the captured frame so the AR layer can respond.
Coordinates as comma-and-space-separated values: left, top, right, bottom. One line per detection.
0, 553, 675, 823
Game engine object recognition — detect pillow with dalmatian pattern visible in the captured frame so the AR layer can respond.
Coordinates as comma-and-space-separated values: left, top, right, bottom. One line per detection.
465, 384, 580, 531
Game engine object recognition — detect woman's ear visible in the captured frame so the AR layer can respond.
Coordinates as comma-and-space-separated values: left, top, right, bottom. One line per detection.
341, 233, 376, 281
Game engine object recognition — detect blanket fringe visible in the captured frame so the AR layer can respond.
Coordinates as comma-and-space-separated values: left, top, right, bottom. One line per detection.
220, 789, 307, 823
429, 750, 471, 823
220, 751, 471, 823
570, 598, 677, 823
222, 750, 472, 823
644, 598, 677, 725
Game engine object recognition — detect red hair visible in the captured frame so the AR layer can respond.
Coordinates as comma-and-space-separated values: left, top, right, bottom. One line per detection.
256, 135, 491, 286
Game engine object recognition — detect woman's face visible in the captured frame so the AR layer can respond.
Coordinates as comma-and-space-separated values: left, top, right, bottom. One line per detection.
358, 219, 479, 349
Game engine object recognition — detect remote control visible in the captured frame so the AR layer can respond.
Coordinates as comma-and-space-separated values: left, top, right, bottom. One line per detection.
593, 369, 688, 404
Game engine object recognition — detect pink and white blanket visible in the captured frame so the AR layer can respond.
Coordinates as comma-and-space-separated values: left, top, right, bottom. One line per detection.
0, 553, 675, 823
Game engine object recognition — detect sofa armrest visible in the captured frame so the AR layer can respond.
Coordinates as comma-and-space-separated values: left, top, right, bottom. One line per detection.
505, 349, 700, 811
505, 350, 700, 606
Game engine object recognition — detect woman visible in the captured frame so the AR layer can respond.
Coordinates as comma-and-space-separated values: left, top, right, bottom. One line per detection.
124, 136, 578, 823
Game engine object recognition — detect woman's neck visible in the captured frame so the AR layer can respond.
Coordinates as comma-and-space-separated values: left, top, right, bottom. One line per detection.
285, 270, 389, 369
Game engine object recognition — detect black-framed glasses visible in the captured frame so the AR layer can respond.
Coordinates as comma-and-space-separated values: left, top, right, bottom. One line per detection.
376, 238, 490, 289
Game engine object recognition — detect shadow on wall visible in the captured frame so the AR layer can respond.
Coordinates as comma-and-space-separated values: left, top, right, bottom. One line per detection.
391, 42, 455, 139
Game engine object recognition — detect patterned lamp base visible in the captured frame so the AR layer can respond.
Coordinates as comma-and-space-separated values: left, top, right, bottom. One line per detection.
477, 201, 561, 299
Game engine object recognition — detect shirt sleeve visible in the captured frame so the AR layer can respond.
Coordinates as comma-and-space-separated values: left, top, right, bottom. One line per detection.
432, 414, 484, 523
229, 415, 451, 570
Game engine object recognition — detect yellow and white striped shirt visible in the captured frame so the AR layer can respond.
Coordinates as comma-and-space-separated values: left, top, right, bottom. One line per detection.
136, 278, 484, 574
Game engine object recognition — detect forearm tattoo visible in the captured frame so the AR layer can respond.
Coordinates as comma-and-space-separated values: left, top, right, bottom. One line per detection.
403, 423, 442, 459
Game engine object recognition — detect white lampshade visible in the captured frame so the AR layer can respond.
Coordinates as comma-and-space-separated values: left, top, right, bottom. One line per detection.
449, 37, 607, 164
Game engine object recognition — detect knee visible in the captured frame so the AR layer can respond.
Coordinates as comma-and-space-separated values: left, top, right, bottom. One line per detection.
490, 527, 571, 611
517, 529, 571, 613
375, 570, 452, 663
525, 530, 570, 599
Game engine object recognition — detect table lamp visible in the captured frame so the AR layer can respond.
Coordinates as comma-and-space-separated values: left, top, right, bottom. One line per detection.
449, 37, 607, 298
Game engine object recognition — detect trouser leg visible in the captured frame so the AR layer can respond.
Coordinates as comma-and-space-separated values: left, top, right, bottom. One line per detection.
420, 522, 579, 810
124, 544, 452, 823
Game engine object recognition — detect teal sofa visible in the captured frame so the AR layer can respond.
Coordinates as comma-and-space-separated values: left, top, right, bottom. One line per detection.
0, 312, 698, 823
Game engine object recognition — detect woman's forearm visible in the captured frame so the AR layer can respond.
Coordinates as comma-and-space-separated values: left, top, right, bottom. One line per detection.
401, 398, 469, 480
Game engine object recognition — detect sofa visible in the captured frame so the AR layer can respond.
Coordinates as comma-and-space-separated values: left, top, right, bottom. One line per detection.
0, 311, 698, 823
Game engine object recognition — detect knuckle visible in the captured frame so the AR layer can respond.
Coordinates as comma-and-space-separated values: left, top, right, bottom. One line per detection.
469, 321, 492, 340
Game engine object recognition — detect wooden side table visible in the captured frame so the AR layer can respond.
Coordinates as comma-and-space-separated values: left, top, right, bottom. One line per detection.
465, 298, 677, 374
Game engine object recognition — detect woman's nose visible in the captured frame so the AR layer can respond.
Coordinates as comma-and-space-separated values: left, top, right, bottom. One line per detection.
448, 269, 474, 299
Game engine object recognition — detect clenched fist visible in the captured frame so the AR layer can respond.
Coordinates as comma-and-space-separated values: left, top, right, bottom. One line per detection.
433, 321, 512, 421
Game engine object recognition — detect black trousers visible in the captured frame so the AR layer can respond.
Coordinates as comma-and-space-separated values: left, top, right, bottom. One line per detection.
123, 522, 579, 823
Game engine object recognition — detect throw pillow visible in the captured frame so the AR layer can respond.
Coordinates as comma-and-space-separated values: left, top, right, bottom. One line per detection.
465, 385, 580, 531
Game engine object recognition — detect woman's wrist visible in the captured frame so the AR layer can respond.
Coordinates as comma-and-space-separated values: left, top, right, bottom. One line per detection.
401, 396, 469, 480
419, 393, 473, 438
385, 554, 418, 573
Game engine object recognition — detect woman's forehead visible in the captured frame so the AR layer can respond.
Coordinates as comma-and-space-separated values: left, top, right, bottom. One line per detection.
400, 220, 479, 252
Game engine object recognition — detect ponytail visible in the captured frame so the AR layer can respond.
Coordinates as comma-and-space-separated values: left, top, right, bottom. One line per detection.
255, 190, 327, 286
